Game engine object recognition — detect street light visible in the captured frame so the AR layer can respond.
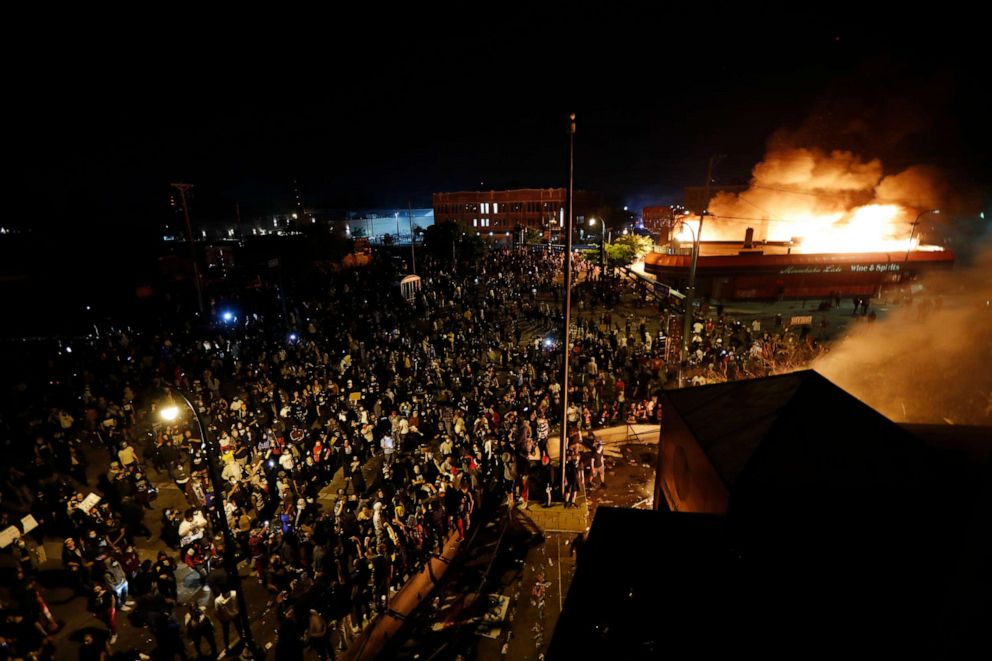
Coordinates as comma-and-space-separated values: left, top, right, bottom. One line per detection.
559, 112, 576, 497
170, 183, 205, 315
679, 155, 722, 386
159, 405, 179, 422
158, 387, 260, 659
589, 218, 607, 270
675, 219, 700, 387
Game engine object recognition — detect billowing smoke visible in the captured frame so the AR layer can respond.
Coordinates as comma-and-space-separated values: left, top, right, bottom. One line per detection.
812, 236, 992, 425
874, 165, 955, 211
701, 146, 958, 253
752, 147, 881, 193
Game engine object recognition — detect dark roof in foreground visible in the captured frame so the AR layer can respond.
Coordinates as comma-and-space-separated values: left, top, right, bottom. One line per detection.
551, 372, 991, 660
551, 497, 990, 660
663, 370, 928, 488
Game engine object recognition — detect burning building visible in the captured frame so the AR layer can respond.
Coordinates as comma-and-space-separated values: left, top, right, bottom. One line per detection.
644, 241, 955, 300
644, 146, 959, 300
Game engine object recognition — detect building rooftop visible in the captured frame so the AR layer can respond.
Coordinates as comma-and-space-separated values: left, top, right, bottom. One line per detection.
551, 373, 990, 659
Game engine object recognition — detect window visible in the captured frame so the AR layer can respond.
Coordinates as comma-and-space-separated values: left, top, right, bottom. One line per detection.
493, 203, 499, 214
473, 219, 478, 227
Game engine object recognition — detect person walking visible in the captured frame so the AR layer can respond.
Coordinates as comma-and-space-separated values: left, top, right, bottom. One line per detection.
306, 608, 332, 660
589, 438, 607, 489
184, 603, 218, 658
213, 589, 245, 655
88, 585, 117, 645
564, 452, 581, 508
101, 555, 132, 612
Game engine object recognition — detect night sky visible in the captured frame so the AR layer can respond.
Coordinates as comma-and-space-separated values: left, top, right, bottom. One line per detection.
8, 17, 988, 235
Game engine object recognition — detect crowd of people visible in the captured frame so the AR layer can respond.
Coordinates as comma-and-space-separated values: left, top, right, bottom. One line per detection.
1, 244, 830, 660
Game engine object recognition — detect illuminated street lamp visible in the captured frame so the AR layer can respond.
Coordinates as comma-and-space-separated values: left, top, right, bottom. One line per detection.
589, 217, 607, 269
676, 219, 700, 387
679, 155, 722, 387
159, 405, 179, 422
158, 387, 259, 658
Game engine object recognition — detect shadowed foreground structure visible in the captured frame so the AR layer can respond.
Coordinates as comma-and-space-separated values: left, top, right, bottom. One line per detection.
550, 372, 990, 660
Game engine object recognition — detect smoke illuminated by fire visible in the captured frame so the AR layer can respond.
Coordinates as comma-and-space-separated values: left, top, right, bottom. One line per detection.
693, 147, 949, 254
813, 240, 992, 425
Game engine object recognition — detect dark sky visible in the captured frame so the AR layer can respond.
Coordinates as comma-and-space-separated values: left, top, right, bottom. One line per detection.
9, 17, 988, 234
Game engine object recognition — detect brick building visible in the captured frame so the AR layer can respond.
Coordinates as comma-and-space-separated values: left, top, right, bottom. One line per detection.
432, 188, 600, 241
642, 205, 677, 242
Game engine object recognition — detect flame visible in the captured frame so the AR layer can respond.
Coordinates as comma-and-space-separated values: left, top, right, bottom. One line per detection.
790, 203, 913, 254
675, 216, 699, 243
699, 147, 946, 254
767, 202, 943, 254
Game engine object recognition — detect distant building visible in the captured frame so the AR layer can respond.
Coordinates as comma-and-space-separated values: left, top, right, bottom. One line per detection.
642, 205, 680, 242
432, 189, 600, 241
176, 208, 435, 243
333, 209, 434, 243
643, 244, 955, 300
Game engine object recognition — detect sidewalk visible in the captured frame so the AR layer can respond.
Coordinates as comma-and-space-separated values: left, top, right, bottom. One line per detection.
11, 437, 283, 661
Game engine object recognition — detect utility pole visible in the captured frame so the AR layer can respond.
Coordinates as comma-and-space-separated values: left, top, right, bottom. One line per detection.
560, 113, 576, 496
235, 201, 245, 247
679, 155, 722, 384
600, 218, 607, 271
162, 388, 261, 659
170, 182, 205, 315
408, 202, 417, 275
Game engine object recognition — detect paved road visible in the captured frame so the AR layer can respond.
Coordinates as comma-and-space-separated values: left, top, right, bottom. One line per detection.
1, 438, 286, 661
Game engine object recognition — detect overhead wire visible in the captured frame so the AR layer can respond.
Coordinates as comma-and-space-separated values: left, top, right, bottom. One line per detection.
750, 184, 845, 198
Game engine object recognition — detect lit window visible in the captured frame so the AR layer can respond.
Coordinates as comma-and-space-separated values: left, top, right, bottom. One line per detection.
473, 219, 478, 227
493, 203, 499, 214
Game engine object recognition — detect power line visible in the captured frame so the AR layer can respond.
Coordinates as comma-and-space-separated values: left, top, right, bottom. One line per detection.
750, 184, 851, 198
737, 194, 776, 218
709, 215, 778, 224
710, 214, 831, 226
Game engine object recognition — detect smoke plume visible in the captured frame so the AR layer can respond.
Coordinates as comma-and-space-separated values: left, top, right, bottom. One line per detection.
703, 145, 959, 253
812, 236, 992, 425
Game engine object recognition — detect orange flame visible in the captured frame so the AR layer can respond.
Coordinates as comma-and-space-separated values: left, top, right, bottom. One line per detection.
698, 148, 945, 254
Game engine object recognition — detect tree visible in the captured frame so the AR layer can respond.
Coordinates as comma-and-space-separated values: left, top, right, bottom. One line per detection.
300, 222, 352, 263
613, 234, 653, 260
423, 221, 458, 264
457, 229, 489, 266
604, 242, 638, 267
524, 228, 544, 245
423, 221, 488, 266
